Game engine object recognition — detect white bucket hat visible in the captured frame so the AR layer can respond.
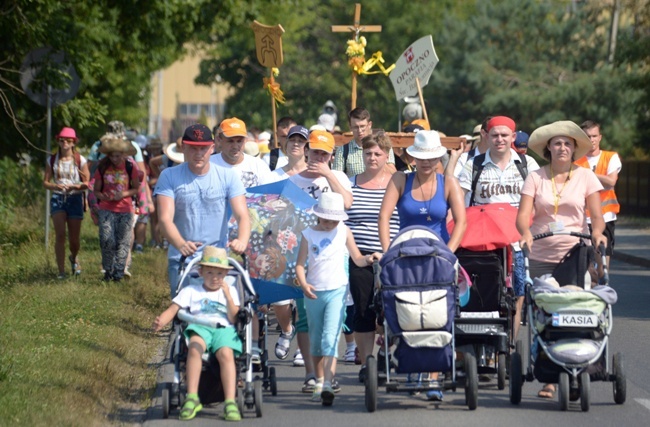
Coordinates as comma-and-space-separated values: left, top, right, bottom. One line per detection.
313, 192, 348, 221
164, 142, 184, 164
528, 120, 591, 160
406, 130, 447, 160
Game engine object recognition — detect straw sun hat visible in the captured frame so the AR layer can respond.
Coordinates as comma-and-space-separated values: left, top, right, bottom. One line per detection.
528, 121, 591, 159
199, 246, 232, 269
98, 134, 137, 156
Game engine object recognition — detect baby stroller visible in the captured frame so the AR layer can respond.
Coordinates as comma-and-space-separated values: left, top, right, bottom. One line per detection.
364, 226, 479, 412
509, 231, 626, 411
449, 203, 520, 390
161, 253, 264, 419
454, 244, 515, 390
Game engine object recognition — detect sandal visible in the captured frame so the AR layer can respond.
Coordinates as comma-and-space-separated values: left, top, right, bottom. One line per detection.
538, 384, 556, 399
179, 396, 203, 421
69, 255, 81, 275
223, 399, 241, 421
274, 325, 295, 360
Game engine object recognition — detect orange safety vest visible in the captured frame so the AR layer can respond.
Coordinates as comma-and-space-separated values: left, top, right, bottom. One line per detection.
574, 151, 620, 216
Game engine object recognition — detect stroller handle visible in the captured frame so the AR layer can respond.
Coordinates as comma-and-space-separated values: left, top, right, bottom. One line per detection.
532, 231, 591, 241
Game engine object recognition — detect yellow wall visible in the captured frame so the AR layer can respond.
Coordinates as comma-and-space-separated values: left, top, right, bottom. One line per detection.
148, 47, 231, 143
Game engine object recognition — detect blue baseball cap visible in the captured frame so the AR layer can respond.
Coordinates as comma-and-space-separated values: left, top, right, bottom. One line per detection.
287, 125, 309, 140
514, 131, 529, 149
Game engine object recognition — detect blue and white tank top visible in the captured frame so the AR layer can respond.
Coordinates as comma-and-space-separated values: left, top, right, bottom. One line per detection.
396, 173, 450, 242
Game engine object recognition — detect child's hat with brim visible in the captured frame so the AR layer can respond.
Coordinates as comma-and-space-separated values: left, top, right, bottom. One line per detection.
199, 246, 232, 269
313, 192, 348, 221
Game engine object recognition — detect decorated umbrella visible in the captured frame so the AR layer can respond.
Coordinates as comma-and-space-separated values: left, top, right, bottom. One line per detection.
447, 203, 521, 251
228, 180, 317, 304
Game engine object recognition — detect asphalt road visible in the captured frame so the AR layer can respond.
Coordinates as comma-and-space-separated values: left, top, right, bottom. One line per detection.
141, 258, 650, 427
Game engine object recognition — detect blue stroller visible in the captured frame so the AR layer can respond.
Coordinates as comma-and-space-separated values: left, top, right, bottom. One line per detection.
365, 226, 479, 411
161, 253, 264, 418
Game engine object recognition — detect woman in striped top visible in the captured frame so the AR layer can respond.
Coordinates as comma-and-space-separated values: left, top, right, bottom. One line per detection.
345, 132, 400, 382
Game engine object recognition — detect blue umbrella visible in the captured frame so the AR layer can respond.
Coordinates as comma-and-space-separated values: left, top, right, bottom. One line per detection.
228, 180, 317, 304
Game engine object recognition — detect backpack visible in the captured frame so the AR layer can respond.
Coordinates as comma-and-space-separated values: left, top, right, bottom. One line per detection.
342, 142, 352, 175
469, 152, 528, 207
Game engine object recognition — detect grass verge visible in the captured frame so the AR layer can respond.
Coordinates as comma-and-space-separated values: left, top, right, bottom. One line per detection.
0, 204, 169, 426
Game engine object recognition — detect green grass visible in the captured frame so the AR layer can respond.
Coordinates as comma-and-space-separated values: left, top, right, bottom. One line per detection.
0, 204, 170, 426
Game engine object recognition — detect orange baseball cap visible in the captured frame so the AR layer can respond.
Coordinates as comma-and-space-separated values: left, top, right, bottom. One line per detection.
412, 119, 430, 130
308, 130, 335, 153
220, 117, 248, 138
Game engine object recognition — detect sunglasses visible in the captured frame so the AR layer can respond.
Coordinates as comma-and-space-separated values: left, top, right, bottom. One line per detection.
58, 138, 76, 143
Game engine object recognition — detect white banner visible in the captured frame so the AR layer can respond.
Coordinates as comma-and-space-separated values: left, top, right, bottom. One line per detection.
389, 35, 439, 101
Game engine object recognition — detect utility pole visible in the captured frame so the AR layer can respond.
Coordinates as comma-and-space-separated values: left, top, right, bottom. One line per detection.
608, 0, 621, 65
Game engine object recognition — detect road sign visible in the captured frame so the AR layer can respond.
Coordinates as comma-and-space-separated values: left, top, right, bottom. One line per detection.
389, 35, 439, 101
20, 47, 80, 107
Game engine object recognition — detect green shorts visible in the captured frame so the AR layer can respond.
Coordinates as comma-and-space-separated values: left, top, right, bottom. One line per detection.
184, 324, 243, 356
295, 298, 309, 333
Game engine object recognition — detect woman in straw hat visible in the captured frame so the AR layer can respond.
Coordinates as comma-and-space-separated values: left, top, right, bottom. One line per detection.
516, 120, 606, 399
93, 135, 141, 281
43, 126, 90, 279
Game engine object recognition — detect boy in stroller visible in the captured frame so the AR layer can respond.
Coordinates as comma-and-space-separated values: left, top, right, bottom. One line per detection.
153, 246, 243, 421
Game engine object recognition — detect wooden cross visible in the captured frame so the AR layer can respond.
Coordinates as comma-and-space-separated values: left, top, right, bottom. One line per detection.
331, 3, 382, 110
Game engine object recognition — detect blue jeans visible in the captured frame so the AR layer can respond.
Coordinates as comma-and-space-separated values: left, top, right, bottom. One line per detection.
304, 286, 347, 357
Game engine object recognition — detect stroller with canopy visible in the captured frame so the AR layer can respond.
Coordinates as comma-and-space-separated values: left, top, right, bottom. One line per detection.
161, 253, 264, 419
451, 203, 520, 390
509, 231, 626, 411
364, 226, 479, 412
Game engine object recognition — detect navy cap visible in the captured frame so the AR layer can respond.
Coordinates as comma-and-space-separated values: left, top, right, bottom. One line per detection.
514, 131, 529, 149
182, 124, 214, 145
287, 125, 309, 140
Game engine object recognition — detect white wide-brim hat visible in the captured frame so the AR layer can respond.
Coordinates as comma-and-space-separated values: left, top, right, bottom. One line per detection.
165, 142, 184, 164
313, 192, 348, 221
406, 130, 447, 160
528, 120, 591, 160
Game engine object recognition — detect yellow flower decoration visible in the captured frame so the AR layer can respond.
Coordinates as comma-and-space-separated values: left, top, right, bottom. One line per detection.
345, 36, 394, 76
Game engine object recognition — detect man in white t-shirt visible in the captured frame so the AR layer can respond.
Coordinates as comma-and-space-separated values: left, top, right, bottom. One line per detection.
211, 117, 274, 188
457, 116, 540, 344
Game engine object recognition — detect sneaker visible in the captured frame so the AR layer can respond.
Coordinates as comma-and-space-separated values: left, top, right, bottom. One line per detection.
331, 377, 341, 393
69, 255, 81, 275
321, 384, 335, 406
134, 244, 143, 254
302, 377, 317, 393
57, 273, 66, 280
426, 390, 444, 401
358, 365, 367, 383
293, 349, 304, 367
102, 272, 112, 282
354, 346, 362, 365
251, 346, 262, 364
310, 383, 323, 402
344, 346, 356, 364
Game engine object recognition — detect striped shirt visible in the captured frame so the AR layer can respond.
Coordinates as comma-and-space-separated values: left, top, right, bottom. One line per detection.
345, 177, 400, 252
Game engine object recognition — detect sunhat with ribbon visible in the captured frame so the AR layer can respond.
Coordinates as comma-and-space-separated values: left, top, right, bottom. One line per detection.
406, 130, 447, 160
199, 246, 233, 269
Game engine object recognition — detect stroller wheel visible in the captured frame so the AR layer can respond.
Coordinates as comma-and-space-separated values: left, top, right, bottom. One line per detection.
269, 367, 278, 396
613, 352, 626, 404
254, 380, 263, 418
464, 353, 479, 410
236, 389, 244, 415
508, 352, 522, 405
580, 371, 590, 412
364, 356, 378, 412
161, 383, 170, 419
497, 353, 506, 391
558, 372, 570, 411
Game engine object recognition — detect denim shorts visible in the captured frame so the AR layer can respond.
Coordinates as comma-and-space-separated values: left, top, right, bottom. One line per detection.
50, 193, 84, 220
